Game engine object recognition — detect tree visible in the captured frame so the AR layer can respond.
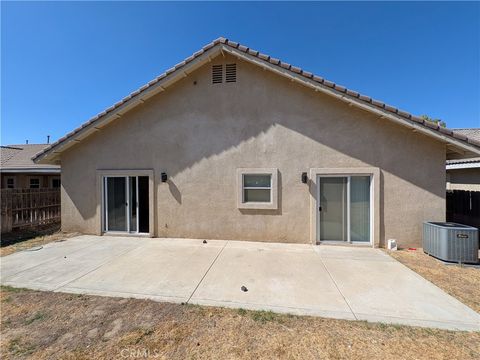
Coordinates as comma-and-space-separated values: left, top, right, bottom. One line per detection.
420, 115, 446, 128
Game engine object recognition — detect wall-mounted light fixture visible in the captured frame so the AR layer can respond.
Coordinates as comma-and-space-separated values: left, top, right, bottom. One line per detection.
301, 172, 308, 184
161, 172, 168, 182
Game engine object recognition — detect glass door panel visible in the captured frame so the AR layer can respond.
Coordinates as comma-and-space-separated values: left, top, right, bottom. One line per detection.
106, 177, 127, 232
319, 177, 347, 241
350, 176, 371, 242
129, 176, 137, 233
138, 176, 149, 233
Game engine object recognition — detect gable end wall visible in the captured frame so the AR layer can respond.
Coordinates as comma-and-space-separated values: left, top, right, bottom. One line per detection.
60, 54, 445, 247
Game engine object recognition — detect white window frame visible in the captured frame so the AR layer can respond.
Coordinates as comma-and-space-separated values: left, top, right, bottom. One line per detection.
29, 177, 41, 189
5, 176, 16, 189
236, 168, 278, 210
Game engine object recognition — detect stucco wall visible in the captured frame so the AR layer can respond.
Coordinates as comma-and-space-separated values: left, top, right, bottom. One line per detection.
60, 54, 446, 247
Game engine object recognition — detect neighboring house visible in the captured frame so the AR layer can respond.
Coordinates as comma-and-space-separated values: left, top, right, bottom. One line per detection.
1, 144, 61, 189
33, 38, 480, 248
446, 129, 480, 191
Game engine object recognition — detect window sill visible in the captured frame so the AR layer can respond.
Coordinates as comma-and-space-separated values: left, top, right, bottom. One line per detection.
238, 201, 278, 210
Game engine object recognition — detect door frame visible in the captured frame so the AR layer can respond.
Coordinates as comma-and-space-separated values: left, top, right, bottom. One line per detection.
316, 175, 372, 244
97, 169, 155, 237
309, 167, 380, 247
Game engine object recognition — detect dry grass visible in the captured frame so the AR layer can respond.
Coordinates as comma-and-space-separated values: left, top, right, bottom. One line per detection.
1, 286, 479, 360
388, 248, 480, 313
0, 231, 80, 257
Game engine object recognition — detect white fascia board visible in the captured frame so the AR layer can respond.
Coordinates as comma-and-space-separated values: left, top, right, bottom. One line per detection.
446, 162, 480, 170
0, 168, 61, 173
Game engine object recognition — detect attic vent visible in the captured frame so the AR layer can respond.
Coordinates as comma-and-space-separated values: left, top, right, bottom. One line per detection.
225, 63, 237, 83
212, 65, 223, 84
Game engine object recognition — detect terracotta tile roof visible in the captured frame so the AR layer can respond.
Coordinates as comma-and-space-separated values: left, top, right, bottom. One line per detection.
33, 37, 480, 162
1, 144, 60, 171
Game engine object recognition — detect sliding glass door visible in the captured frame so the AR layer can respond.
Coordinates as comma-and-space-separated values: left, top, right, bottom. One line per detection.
103, 176, 149, 234
317, 175, 371, 243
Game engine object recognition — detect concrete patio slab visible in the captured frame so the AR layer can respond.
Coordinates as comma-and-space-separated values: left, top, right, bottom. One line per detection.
2, 236, 143, 291
0, 235, 101, 278
323, 255, 480, 331
1, 235, 479, 331
190, 241, 355, 320
61, 238, 227, 302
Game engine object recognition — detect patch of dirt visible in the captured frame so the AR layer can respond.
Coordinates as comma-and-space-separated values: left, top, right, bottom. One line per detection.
387, 248, 480, 313
1, 287, 479, 359
0, 231, 80, 257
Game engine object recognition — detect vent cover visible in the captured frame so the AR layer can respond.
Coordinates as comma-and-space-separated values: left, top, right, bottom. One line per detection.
212, 65, 223, 84
225, 63, 237, 83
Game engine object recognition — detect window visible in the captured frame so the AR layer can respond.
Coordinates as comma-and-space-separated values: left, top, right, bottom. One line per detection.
51, 178, 61, 188
243, 174, 271, 203
6, 177, 15, 189
29, 178, 40, 189
237, 168, 278, 210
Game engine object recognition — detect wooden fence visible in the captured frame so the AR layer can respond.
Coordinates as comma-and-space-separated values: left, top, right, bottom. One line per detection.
1, 188, 61, 234
446, 190, 480, 229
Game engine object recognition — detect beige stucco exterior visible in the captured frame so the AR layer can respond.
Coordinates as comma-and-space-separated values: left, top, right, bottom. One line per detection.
59, 54, 446, 247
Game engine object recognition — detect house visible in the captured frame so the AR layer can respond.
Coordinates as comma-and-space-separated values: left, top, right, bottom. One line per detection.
446, 129, 480, 191
32, 38, 480, 247
1, 144, 61, 189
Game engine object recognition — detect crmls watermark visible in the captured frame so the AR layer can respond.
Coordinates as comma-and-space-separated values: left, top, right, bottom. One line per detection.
120, 348, 161, 358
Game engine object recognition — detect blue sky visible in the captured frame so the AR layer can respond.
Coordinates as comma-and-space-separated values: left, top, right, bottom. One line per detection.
2, 1, 479, 145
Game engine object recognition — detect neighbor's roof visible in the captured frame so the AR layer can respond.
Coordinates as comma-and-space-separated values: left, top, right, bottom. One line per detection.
33, 37, 480, 164
1, 144, 61, 173
449, 128, 480, 143
446, 129, 480, 169
446, 157, 480, 169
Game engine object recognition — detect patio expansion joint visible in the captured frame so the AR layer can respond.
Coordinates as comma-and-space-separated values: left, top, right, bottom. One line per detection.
317, 253, 358, 320
186, 240, 229, 304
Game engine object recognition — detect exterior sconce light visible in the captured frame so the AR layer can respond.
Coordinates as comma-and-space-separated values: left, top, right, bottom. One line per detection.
301, 172, 308, 184
161, 172, 168, 182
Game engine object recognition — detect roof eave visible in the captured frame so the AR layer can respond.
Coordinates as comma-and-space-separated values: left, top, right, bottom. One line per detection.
0, 167, 61, 173
33, 38, 480, 163
221, 45, 480, 157
33, 43, 225, 164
